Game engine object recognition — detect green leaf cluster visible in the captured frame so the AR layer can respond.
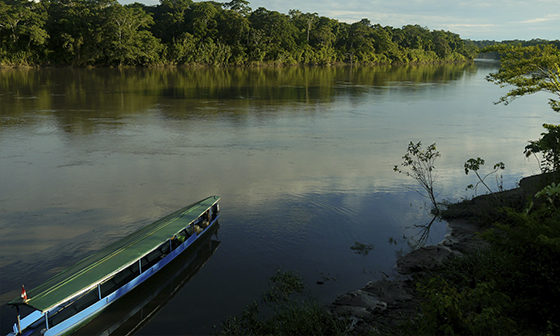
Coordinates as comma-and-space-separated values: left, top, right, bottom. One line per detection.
525, 123, 560, 173
416, 277, 515, 335
350, 241, 374, 255
263, 270, 306, 304
464, 157, 505, 198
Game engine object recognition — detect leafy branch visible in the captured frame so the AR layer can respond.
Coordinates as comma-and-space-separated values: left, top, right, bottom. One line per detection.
524, 123, 560, 173
464, 157, 505, 200
535, 182, 560, 210
484, 44, 560, 112
394, 141, 441, 214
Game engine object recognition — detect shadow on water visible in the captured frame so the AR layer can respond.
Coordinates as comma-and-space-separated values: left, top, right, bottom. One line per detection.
73, 222, 221, 336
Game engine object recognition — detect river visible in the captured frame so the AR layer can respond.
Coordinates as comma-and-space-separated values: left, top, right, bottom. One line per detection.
0, 62, 549, 335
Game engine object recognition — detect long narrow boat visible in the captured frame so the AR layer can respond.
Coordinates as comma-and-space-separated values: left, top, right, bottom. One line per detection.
75, 223, 221, 336
7, 196, 220, 336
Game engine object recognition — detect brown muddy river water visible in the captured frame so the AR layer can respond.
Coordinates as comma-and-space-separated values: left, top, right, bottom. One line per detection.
0, 63, 548, 334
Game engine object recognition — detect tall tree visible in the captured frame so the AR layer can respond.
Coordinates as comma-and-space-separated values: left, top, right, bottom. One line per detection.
0, 0, 48, 61
189, 1, 219, 41
216, 8, 249, 46
370, 24, 398, 57
47, 0, 117, 65
431, 30, 452, 58
289, 10, 318, 45
310, 16, 337, 48
153, 0, 193, 44
248, 7, 297, 62
103, 4, 162, 66
345, 19, 375, 62
223, 0, 251, 16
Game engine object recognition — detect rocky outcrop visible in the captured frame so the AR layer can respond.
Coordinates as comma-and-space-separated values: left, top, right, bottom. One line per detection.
331, 218, 489, 333
331, 279, 421, 333
397, 219, 489, 274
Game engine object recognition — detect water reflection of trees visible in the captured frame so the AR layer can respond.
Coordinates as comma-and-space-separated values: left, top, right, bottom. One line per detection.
0, 63, 479, 133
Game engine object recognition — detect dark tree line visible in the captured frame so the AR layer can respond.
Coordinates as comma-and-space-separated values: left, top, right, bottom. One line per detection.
471, 39, 560, 60
0, 0, 479, 67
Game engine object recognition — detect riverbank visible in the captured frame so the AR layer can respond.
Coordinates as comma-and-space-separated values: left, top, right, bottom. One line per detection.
330, 173, 550, 334
330, 218, 490, 333
0, 59, 475, 69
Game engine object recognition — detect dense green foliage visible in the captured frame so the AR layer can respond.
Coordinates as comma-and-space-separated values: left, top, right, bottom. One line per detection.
403, 185, 560, 335
525, 123, 560, 173
485, 44, 560, 112
0, 0, 478, 66
464, 157, 505, 197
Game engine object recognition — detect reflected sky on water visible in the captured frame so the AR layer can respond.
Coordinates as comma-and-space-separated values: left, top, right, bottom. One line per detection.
0, 63, 550, 334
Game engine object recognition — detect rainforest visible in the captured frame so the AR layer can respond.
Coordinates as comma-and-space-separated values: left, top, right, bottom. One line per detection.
0, 0, 479, 67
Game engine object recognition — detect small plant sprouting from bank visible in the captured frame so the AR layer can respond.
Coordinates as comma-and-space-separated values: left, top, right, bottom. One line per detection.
394, 141, 441, 214
216, 270, 350, 335
350, 242, 374, 255
464, 157, 505, 200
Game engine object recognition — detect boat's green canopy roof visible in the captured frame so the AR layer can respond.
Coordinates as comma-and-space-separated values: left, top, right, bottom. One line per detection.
9, 196, 220, 312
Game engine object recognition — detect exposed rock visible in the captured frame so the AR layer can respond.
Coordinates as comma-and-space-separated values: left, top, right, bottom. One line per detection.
396, 244, 461, 274
332, 289, 387, 316
444, 219, 489, 254
397, 218, 491, 274
362, 279, 413, 303
331, 217, 489, 333
331, 279, 421, 334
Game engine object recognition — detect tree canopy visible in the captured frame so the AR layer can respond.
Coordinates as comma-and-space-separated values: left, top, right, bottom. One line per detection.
0, 0, 480, 66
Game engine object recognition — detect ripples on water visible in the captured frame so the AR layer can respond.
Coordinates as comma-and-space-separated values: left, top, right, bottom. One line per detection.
0, 63, 546, 335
